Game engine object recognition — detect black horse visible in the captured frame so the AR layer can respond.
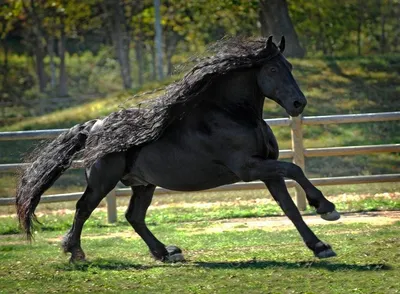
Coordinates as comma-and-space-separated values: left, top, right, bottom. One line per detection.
16, 37, 340, 263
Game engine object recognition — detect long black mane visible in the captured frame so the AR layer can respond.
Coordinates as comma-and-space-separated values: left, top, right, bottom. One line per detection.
83, 37, 280, 166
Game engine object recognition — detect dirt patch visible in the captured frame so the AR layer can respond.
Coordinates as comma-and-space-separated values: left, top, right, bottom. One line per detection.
42, 211, 400, 242
1, 211, 398, 245
181, 211, 400, 235
46, 231, 139, 243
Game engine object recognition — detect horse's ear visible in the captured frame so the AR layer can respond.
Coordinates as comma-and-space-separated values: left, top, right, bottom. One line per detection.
278, 36, 285, 53
266, 36, 273, 49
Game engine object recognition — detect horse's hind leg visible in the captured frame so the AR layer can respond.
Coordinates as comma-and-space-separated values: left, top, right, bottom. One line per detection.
125, 185, 184, 262
264, 178, 336, 259
62, 153, 125, 262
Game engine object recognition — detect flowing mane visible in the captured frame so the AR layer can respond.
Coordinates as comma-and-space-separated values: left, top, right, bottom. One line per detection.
83, 37, 280, 166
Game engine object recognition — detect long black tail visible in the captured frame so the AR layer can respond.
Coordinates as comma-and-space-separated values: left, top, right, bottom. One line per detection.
16, 119, 97, 239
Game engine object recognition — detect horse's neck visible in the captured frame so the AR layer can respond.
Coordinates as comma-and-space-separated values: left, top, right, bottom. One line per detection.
207, 69, 265, 119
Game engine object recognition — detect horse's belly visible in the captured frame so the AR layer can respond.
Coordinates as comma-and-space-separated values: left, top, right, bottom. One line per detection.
126, 145, 239, 191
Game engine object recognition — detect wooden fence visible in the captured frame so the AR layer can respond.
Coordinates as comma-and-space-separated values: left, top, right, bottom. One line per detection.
1, 111, 399, 223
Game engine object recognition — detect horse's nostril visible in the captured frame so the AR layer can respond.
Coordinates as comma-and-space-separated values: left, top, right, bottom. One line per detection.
293, 101, 302, 109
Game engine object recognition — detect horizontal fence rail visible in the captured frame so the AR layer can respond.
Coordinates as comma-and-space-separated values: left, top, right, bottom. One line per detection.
1, 111, 399, 222
302, 111, 400, 125
1, 174, 399, 207
1, 111, 399, 141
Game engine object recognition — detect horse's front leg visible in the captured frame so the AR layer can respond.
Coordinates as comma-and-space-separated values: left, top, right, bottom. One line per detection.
239, 159, 340, 220
264, 178, 336, 258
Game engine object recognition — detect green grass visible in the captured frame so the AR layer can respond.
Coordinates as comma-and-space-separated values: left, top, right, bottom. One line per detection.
1, 213, 399, 293
1, 192, 399, 293
1, 192, 399, 235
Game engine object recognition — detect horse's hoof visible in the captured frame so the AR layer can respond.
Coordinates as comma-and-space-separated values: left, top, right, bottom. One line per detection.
164, 245, 185, 263
315, 248, 337, 259
69, 250, 87, 264
314, 242, 337, 259
320, 210, 340, 221
69, 256, 87, 264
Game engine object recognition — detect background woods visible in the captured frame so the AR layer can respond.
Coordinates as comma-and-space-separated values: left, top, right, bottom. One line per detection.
0, 0, 399, 116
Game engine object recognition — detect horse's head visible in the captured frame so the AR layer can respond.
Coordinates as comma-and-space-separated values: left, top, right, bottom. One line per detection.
256, 36, 307, 117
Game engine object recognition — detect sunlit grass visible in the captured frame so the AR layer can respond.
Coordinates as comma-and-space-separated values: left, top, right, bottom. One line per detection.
0, 212, 399, 293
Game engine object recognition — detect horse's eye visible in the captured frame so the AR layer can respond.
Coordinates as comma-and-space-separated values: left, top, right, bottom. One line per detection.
270, 67, 277, 73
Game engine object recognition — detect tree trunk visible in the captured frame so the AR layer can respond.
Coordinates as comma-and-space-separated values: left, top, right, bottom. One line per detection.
380, 0, 386, 54
47, 36, 56, 92
2, 37, 8, 94
107, 0, 132, 89
165, 31, 180, 75
135, 33, 144, 86
149, 43, 157, 80
357, 0, 363, 56
154, 0, 164, 79
24, 0, 47, 93
259, 8, 269, 37
58, 14, 68, 96
259, 0, 305, 57
35, 45, 46, 93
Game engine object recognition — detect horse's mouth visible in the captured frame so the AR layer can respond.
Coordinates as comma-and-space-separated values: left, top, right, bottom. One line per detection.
273, 98, 304, 117
287, 108, 304, 117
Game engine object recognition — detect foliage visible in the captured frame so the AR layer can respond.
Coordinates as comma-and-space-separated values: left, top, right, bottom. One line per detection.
1, 0, 398, 107
289, 0, 400, 55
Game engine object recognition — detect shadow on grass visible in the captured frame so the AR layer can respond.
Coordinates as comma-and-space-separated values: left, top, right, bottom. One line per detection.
194, 259, 392, 272
55, 258, 392, 273
55, 259, 166, 272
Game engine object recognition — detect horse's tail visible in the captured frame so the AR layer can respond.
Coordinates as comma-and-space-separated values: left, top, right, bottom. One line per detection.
16, 119, 97, 240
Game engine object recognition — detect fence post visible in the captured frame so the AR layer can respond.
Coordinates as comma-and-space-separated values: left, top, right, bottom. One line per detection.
291, 115, 307, 211
106, 188, 117, 223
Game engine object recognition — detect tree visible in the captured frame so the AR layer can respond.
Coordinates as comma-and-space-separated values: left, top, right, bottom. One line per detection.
154, 0, 163, 79
57, 0, 68, 96
102, 0, 132, 89
132, 0, 145, 85
259, 0, 305, 57
21, 0, 48, 93
0, 0, 19, 100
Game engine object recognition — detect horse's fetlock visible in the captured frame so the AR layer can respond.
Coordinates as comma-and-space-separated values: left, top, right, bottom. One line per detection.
61, 232, 79, 253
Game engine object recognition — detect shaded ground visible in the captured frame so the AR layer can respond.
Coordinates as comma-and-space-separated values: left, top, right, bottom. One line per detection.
1, 212, 399, 293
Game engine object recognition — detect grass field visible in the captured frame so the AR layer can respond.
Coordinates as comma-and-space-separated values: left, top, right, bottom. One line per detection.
0, 55, 399, 293
1, 193, 399, 294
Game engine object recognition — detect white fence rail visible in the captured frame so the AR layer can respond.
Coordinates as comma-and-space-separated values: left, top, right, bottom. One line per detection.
1, 111, 399, 223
